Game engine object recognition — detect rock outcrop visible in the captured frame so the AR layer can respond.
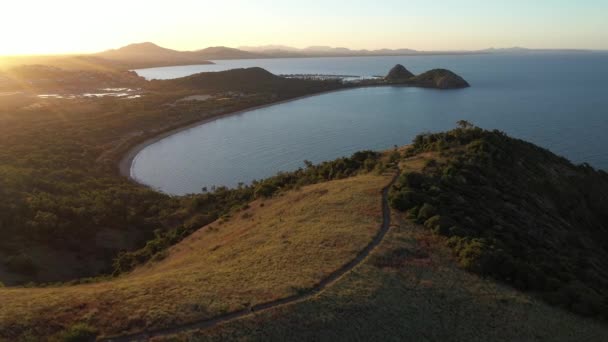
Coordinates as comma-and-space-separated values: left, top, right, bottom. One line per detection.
385, 64, 414, 81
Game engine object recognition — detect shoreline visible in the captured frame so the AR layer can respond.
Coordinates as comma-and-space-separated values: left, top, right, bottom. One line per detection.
119, 78, 469, 185
132, 51, 488, 72
118, 87, 359, 181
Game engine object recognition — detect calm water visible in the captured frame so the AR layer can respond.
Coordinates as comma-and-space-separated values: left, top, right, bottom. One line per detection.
133, 54, 608, 195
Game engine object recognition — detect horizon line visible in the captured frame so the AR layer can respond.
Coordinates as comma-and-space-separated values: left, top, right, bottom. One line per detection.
0, 42, 606, 58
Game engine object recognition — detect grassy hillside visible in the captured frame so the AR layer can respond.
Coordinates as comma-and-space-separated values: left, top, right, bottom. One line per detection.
0, 174, 391, 341
390, 123, 608, 318
1, 135, 606, 341
130, 152, 608, 342
164, 213, 608, 342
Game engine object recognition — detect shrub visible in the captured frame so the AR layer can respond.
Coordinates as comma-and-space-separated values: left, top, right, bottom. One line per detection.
402, 172, 427, 189
417, 203, 437, 221
254, 182, 278, 198
424, 215, 450, 235
57, 323, 97, 342
4, 254, 38, 275
406, 205, 420, 219
389, 190, 421, 211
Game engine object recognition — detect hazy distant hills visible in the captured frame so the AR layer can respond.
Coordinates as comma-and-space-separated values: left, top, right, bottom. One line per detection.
1, 42, 596, 72
480, 46, 591, 53
239, 45, 422, 57
95, 43, 269, 68
190, 46, 265, 60
239, 45, 593, 56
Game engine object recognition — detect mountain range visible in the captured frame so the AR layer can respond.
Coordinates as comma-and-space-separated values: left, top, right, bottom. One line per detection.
96, 43, 593, 69
0, 42, 595, 72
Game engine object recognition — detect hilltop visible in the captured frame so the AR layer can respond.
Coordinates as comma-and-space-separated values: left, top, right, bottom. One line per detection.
385, 64, 415, 80
390, 123, 608, 317
95, 42, 213, 69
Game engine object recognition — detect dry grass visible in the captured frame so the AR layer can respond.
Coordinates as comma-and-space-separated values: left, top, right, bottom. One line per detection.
160, 190, 608, 341
3, 153, 606, 341
163, 223, 608, 341
0, 174, 391, 340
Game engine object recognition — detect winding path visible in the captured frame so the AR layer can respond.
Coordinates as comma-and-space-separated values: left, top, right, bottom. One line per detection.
101, 168, 401, 342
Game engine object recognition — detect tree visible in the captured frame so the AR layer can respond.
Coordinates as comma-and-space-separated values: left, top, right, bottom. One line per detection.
456, 120, 474, 129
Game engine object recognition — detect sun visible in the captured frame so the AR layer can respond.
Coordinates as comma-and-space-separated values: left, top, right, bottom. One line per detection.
0, 0, 134, 56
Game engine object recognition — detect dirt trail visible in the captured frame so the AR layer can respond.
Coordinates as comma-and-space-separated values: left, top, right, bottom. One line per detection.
101, 169, 400, 342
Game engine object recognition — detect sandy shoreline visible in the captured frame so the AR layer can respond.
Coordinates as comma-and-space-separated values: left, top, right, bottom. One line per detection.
118, 87, 358, 181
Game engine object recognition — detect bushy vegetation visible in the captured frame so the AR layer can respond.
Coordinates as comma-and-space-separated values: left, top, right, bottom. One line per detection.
389, 122, 608, 318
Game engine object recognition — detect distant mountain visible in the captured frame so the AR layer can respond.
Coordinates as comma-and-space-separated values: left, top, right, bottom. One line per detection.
241, 44, 594, 57
238, 45, 301, 52
95, 42, 213, 69
99, 42, 179, 57
481, 47, 590, 54
190, 47, 265, 60
239, 45, 421, 57
11, 43, 594, 73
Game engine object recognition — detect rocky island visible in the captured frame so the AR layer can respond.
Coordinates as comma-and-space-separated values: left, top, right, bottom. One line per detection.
384, 64, 470, 89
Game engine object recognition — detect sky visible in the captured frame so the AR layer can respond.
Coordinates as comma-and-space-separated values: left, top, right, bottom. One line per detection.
2, 0, 608, 55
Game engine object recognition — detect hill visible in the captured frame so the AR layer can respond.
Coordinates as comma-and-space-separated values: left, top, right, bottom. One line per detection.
0, 172, 393, 340
1, 145, 607, 341
167, 205, 608, 342
385, 64, 415, 81
0, 64, 145, 92
381, 65, 470, 89
410, 68, 471, 89
95, 42, 213, 69
390, 123, 608, 317
149, 67, 346, 95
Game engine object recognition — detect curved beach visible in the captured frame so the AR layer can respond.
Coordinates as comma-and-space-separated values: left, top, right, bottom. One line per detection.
118, 88, 357, 181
